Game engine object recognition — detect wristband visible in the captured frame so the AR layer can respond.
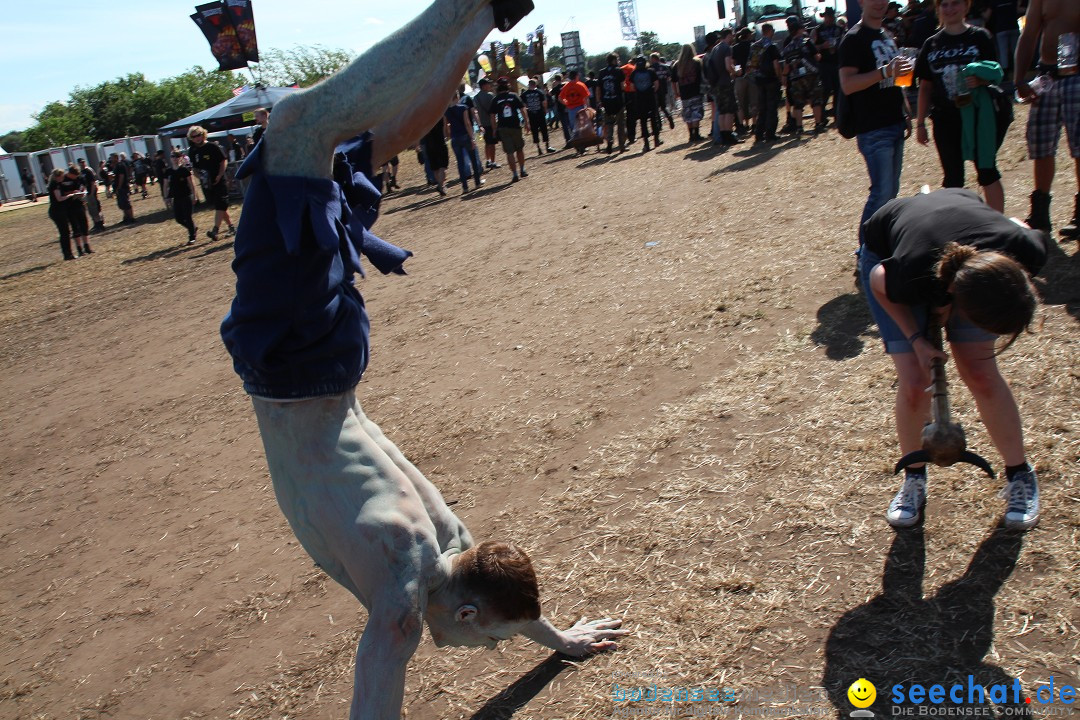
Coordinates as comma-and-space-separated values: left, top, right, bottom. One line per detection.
907, 331, 923, 345
880, 66, 888, 80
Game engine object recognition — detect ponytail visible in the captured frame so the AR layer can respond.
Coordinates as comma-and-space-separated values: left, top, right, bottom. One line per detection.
936, 243, 1037, 352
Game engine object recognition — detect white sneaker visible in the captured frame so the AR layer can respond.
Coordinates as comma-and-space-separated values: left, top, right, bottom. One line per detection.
887, 472, 927, 528
999, 468, 1039, 530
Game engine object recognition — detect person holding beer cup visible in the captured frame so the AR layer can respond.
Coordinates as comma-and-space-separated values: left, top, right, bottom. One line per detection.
914, 0, 1006, 211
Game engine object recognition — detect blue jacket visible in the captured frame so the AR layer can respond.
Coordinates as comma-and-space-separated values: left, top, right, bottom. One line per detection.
220, 133, 411, 399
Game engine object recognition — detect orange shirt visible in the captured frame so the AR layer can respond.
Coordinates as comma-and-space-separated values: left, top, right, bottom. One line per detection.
621, 63, 636, 93
558, 80, 591, 108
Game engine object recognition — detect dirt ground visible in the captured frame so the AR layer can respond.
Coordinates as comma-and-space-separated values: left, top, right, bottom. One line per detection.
0, 116, 1077, 720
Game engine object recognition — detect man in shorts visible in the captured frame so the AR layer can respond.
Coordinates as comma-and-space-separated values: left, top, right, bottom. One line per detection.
187, 125, 235, 239
706, 29, 739, 145
491, 76, 531, 182
474, 77, 501, 170
1014, 0, 1080, 237
219, 1, 626, 718
781, 16, 826, 135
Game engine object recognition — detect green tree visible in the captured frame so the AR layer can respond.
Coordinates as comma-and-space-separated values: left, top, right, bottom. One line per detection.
0, 131, 25, 152
23, 101, 93, 150
638, 30, 661, 54
546, 44, 564, 69
250, 45, 353, 88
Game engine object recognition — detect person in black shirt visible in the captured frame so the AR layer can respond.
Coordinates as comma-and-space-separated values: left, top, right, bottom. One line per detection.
186, 125, 235, 239
76, 158, 105, 232
914, 0, 1004, 211
549, 74, 570, 144
109, 154, 135, 225
782, 16, 826, 135
521, 77, 555, 155
252, 107, 269, 146
812, 8, 844, 116
859, 189, 1046, 531
673, 44, 706, 142
752, 24, 784, 143
166, 152, 199, 244
732, 28, 756, 135
46, 168, 89, 259
649, 52, 675, 129
598, 53, 627, 152
629, 56, 662, 151
491, 76, 531, 182
839, 0, 912, 247
985, 0, 1020, 80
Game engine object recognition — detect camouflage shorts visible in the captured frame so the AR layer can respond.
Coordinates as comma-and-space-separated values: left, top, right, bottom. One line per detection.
787, 74, 823, 109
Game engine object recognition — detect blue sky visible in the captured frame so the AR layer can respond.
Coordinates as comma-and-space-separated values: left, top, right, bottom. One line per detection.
0, 0, 732, 134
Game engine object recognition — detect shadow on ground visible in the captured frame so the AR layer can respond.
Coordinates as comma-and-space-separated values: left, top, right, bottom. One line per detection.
822, 524, 1032, 719
1033, 235, 1079, 323
468, 654, 575, 720
811, 292, 876, 360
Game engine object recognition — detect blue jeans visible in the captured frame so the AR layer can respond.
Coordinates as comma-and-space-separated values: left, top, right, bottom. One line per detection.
856, 122, 905, 246
450, 135, 480, 188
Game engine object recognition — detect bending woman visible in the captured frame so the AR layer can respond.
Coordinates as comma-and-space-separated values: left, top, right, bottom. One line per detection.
859, 188, 1048, 530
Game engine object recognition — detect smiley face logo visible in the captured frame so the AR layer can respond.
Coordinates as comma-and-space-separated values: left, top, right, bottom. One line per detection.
848, 678, 876, 708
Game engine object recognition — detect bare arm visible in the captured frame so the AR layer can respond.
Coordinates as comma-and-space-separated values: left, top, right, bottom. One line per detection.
264, 0, 504, 178
521, 616, 628, 657
1014, 0, 1042, 98
915, 79, 933, 145
369, 10, 493, 168
351, 584, 425, 720
840, 54, 912, 95
869, 264, 947, 370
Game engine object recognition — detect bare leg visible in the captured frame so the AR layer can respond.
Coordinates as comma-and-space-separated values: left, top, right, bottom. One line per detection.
982, 180, 1005, 213
891, 351, 932, 462
950, 341, 1026, 466
264, 0, 497, 178
1034, 155, 1054, 193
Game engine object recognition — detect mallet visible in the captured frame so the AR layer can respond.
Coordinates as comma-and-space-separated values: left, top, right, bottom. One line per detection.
893, 323, 995, 478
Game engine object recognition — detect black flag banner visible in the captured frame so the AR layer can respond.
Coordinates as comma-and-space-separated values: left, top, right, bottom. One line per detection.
191, 1, 248, 71
225, 0, 259, 62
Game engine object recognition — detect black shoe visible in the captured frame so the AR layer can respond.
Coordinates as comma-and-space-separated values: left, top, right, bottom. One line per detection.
1061, 193, 1079, 239
520, 169, 529, 178
77, 248, 85, 257
642, 142, 651, 152
1025, 190, 1052, 232
226, 226, 236, 236
511, 174, 520, 183
63, 254, 75, 261
655, 139, 663, 147
187, 237, 195, 245
207, 228, 218, 239
84, 245, 92, 254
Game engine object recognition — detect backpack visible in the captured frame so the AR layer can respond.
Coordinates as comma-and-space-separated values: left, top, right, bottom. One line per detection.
835, 89, 856, 139
747, 40, 765, 75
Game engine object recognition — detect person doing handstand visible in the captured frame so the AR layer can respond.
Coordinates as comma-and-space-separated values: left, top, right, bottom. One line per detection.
859, 188, 1048, 531
218, 1, 627, 718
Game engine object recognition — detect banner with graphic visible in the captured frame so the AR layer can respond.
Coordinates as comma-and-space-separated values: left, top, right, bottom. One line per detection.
618, 0, 638, 42
191, 1, 247, 70
225, 0, 259, 62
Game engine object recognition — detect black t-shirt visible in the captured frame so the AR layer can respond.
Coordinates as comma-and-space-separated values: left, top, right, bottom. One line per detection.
783, 34, 819, 77
813, 23, 844, 63
168, 165, 192, 199
550, 81, 566, 111
521, 88, 546, 115
674, 58, 703, 99
79, 167, 97, 190
732, 40, 752, 67
188, 141, 227, 187
474, 90, 495, 128
864, 189, 1048, 305
630, 66, 659, 94
598, 66, 625, 107
47, 179, 62, 206
113, 163, 128, 192
838, 23, 905, 135
707, 42, 733, 86
491, 92, 525, 129
753, 41, 782, 80
915, 26, 997, 112
651, 61, 671, 90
